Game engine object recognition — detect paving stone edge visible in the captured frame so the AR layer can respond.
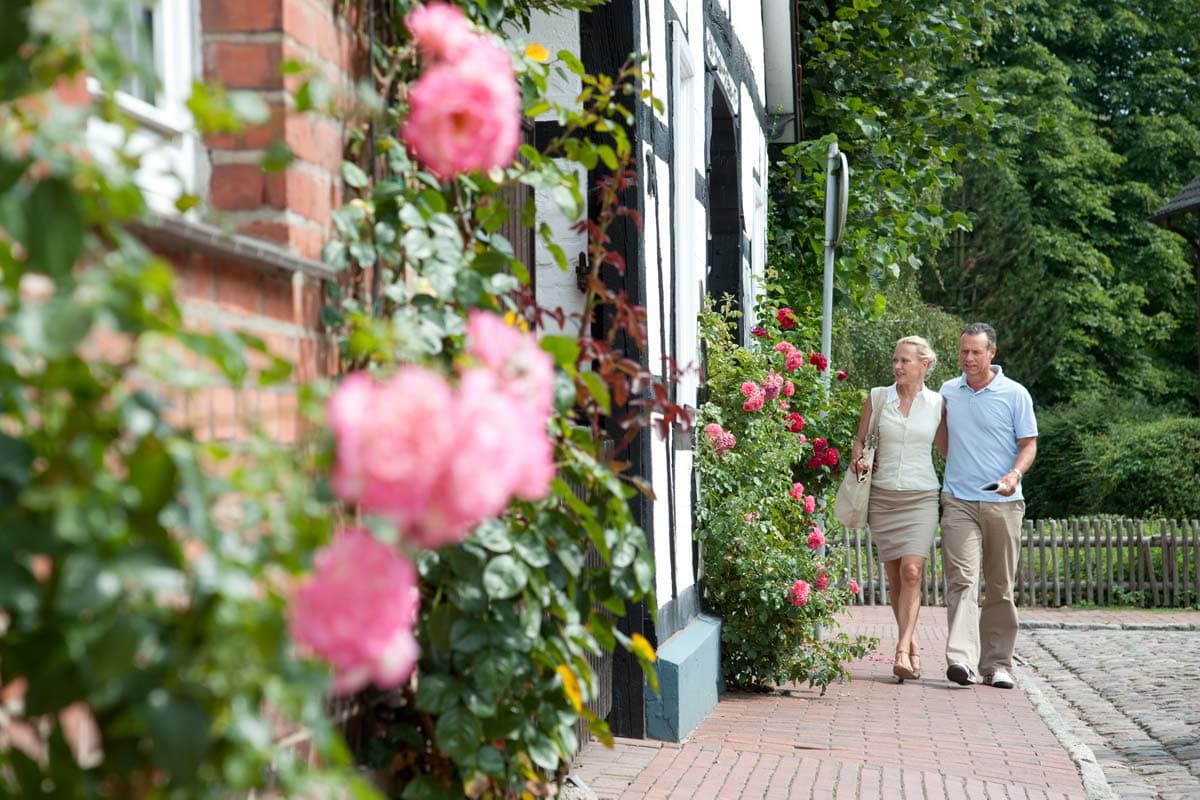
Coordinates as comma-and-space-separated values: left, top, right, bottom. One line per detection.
1014, 663, 1117, 800
1020, 620, 1198, 631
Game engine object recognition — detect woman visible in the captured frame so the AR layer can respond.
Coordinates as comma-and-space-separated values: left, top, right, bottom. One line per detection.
850, 336, 943, 681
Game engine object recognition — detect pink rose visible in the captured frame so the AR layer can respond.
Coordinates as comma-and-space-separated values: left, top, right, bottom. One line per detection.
789, 482, 805, 500
705, 423, 736, 455
762, 371, 784, 401
789, 579, 810, 607
774, 342, 793, 354
406, 3, 478, 64
740, 381, 759, 398
815, 571, 830, 590
850, 579, 861, 595
798, 434, 807, 444
808, 528, 826, 549
804, 495, 816, 514
785, 351, 805, 371
402, 37, 520, 178
783, 381, 795, 397
329, 369, 458, 525
777, 308, 796, 330
289, 528, 421, 694
466, 310, 554, 416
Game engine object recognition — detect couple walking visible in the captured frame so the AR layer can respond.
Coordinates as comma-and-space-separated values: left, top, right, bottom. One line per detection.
848, 322, 1038, 687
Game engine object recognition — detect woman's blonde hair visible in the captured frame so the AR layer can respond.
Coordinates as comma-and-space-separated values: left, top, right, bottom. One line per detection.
895, 335, 937, 370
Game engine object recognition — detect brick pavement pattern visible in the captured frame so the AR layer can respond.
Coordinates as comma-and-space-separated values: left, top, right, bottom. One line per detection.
574, 606, 1091, 799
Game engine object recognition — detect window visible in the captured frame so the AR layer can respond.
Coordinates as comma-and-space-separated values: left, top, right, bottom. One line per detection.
86, 0, 200, 215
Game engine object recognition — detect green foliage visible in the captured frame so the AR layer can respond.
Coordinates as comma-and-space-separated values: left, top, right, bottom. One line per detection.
0, 1, 366, 796
833, 279, 965, 395
924, 0, 1200, 407
695, 304, 873, 691
1080, 417, 1200, 519
770, 0, 1002, 315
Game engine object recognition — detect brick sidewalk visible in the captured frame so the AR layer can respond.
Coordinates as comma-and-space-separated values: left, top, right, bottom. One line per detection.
574, 606, 1103, 799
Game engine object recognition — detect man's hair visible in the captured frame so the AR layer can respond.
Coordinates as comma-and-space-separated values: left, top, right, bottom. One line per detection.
961, 322, 996, 349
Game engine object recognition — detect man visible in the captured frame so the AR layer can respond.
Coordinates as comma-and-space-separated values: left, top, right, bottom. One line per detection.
935, 323, 1037, 689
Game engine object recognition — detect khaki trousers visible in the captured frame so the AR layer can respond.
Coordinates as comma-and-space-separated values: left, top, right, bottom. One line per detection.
940, 493, 1025, 676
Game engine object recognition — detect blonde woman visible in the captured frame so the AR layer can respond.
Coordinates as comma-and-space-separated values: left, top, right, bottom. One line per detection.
850, 336, 943, 681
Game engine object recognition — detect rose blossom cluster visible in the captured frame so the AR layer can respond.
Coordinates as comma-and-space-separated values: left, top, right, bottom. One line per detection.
292, 312, 556, 691
289, 529, 421, 694
777, 307, 797, 330
329, 310, 554, 547
761, 370, 784, 401
773, 341, 805, 372
789, 579, 811, 607
739, 380, 765, 412
808, 352, 829, 372
806, 436, 840, 470
807, 527, 826, 550
704, 422, 737, 455
401, 3, 520, 179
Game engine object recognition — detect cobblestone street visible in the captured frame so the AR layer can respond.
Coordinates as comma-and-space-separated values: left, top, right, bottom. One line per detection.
1019, 618, 1200, 799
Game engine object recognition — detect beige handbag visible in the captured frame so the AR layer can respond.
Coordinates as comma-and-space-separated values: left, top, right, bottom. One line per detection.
834, 387, 885, 529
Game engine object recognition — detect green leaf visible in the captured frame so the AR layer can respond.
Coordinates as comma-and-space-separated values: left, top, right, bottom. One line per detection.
579, 372, 611, 415
260, 141, 295, 172
24, 178, 84, 278
557, 50, 585, 76
471, 248, 510, 276
477, 745, 505, 776
434, 704, 484, 763
342, 161, 370, 189
482, 555, 528, 600
526, 730, 560, 770
0, 433, 34, 495
473, 519, 513, 553
540, 335, 579, 370
415, 674, 461, 714
449, 619, 491, 653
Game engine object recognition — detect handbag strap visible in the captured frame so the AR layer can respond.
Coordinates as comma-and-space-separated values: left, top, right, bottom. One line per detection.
864, 386, 886, 450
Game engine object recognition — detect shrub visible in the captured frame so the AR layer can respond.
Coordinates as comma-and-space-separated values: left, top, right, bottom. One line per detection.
1083, 416, 1200, 519
1023, 391, 1168, 518
695, 303, 873, 691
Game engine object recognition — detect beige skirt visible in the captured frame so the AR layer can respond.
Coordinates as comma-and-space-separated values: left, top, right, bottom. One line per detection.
867, 487, 939, 562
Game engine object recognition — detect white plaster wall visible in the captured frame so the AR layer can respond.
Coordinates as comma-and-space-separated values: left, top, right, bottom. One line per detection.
525, 12, 587, 332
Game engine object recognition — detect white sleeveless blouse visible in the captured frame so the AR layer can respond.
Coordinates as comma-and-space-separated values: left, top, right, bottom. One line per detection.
872, 384, 942, 492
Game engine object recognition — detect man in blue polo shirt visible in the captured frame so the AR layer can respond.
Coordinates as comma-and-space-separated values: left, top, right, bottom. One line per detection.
935, 322, 1038, 689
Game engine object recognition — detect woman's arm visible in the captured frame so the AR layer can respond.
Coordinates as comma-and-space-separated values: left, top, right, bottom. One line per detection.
934, 402, 948, 459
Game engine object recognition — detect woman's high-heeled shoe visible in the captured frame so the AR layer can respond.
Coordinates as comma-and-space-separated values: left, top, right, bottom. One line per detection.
893, 648, 917, 682
909, 645, 922, 679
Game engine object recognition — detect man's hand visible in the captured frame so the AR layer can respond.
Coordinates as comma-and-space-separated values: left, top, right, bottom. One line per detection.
995, 470, 1021, 497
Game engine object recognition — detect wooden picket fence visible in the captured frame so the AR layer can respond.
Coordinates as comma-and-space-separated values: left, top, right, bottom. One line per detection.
838, 518, 1200, 608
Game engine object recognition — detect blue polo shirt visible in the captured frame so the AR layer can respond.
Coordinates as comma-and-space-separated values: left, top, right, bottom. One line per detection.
940, 365, 1038, 502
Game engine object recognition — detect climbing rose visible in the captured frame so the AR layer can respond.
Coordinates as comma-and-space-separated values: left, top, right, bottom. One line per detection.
751, 325, 767, 338
789, 482, 805, 500
815, 571, 830, 590
809, 352, 829, 371
762, 371, 784, 400
402, 31, 520, 178
774, 342, 792, 354
789, 579, 810, 607
742, 393, 764, 412
850, 579, 861, 595
406, 2, 477, 64
466, 309, 554, 416
785, 350, 804, 372
808, 528, 826, 549
787, 413, 805, 433
783, 381, 795, 397
704, 423, 736, 455
812, 437, 828, 452
836, 369, 848, 381
740, 381, 759, 397
804, 495, 816, 514
289, 529, 420, 694
777, 307, 796, 330
824, 447, 840, 467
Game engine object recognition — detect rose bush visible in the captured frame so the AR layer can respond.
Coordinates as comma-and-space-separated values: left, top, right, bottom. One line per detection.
696, 301, 873, 690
